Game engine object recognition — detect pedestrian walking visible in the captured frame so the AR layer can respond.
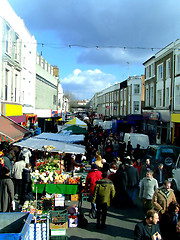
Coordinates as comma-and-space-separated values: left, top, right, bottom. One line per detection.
160, 202, 180, 240
20, 163, 33, 206
92, 171, 115, 229
113, 163, 128, 207
139, 170, 158, 214
153, 163, 168, 187
126, 160, 139, 206
134, 209, 162, 240
0, 166, 15, 212
12, 154, 26, 200
85, 164, 102, 198
152, 180, 177, 217
140, 158, 154, 179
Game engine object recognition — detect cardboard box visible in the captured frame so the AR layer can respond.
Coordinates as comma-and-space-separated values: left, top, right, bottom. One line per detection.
50, 221, 68, 229
71, 194, 79, 201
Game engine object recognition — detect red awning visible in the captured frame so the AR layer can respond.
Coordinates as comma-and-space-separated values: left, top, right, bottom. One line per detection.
8, 115, 26, 123
0, 115, 30, 143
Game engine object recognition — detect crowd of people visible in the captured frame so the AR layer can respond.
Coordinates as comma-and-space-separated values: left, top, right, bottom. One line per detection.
0, 145, 33, 212
84, 124, 180, 239
0, 122, 180, 239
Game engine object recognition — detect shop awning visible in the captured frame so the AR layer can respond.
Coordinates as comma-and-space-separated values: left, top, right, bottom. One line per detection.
8, 115, 26, 123
0, 114, 30, 143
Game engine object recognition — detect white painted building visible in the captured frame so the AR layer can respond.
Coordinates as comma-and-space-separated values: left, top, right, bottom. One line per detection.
90, 76, 144, 118
0, 0, 36, 119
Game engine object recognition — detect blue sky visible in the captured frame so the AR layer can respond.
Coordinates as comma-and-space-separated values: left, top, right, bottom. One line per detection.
7, 0, 180, 100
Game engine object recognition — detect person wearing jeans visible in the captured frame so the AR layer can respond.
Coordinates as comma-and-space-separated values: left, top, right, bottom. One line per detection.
92, 171, 115, 229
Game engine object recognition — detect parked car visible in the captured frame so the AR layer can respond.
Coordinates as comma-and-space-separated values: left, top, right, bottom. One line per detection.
144, 145, 180, 177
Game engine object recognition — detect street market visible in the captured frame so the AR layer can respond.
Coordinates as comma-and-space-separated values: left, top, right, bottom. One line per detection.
0, 115, 180, 240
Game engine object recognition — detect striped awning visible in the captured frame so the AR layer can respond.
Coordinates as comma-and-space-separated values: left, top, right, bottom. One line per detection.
0, 132, 14, 144
0, 114, 30, 143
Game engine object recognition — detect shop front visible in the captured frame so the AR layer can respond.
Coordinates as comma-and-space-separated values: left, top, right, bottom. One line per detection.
171, 113, 180, 146
143, 110, 171, 145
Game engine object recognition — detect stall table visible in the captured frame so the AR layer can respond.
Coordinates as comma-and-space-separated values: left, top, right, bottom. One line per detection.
33, 184, 79, 195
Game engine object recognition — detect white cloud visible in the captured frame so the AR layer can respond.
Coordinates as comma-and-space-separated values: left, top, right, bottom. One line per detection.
61, 69, 116, 100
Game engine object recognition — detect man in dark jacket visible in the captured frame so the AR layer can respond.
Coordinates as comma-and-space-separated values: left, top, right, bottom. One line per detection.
126, 161, 139, 206
20, 163, 33, 205
134, 209, 162, 240
0, 166, 14, 212
92, 171, 115, 229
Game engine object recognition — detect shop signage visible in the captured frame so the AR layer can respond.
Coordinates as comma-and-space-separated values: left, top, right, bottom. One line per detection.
149, 112, 160, 121
106, 106, 110, 109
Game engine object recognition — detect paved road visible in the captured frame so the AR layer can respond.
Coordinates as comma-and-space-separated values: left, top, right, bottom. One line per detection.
67, 196, 144, 240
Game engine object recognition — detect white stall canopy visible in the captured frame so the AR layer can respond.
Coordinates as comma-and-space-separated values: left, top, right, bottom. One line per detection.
34, 132, 84, 143
14, 137, 85, 154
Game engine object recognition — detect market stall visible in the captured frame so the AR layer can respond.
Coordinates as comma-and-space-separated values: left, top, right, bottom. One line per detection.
13, 137, 85, 153
34, 132, 85, 143
13, 136, 89, 238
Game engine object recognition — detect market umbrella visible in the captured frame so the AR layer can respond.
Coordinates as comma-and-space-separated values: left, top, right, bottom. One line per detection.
63, 125, 88, 135
64, 117, 87, 129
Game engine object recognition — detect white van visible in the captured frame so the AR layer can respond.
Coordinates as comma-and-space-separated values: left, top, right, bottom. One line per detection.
123, 133, 150, 150
102, 121, 112, 130
93, 119, 103, 127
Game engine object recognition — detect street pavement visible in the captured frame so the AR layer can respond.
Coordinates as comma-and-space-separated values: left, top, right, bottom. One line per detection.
67, 195, 144, 240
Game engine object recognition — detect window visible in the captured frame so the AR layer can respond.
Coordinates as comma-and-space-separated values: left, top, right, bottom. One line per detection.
157, 90, 162, 107
120, 90, 123, 100
22, 91, 24, 101
157, 64, 163, 81
177, 55, 180, 74
165, 87, 170, 107
146, 66, 149, 79
146, 87, 149, 106
5, 69, 9, 101
53, 95, 57, 105
124, 89, 127, 100
150, 86, 154, 106
134, 84, 140, 94
14, 33, 20, 61
116, 91, 119, 102
166, 59, 171, 78
146, 63, 155, 78
152, 63, 155, 76
5, 24, 11, 54
124, 104, 126, 115
176, 85, 180, 105
41, 58, 44, 68
134, 101, 139, 113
